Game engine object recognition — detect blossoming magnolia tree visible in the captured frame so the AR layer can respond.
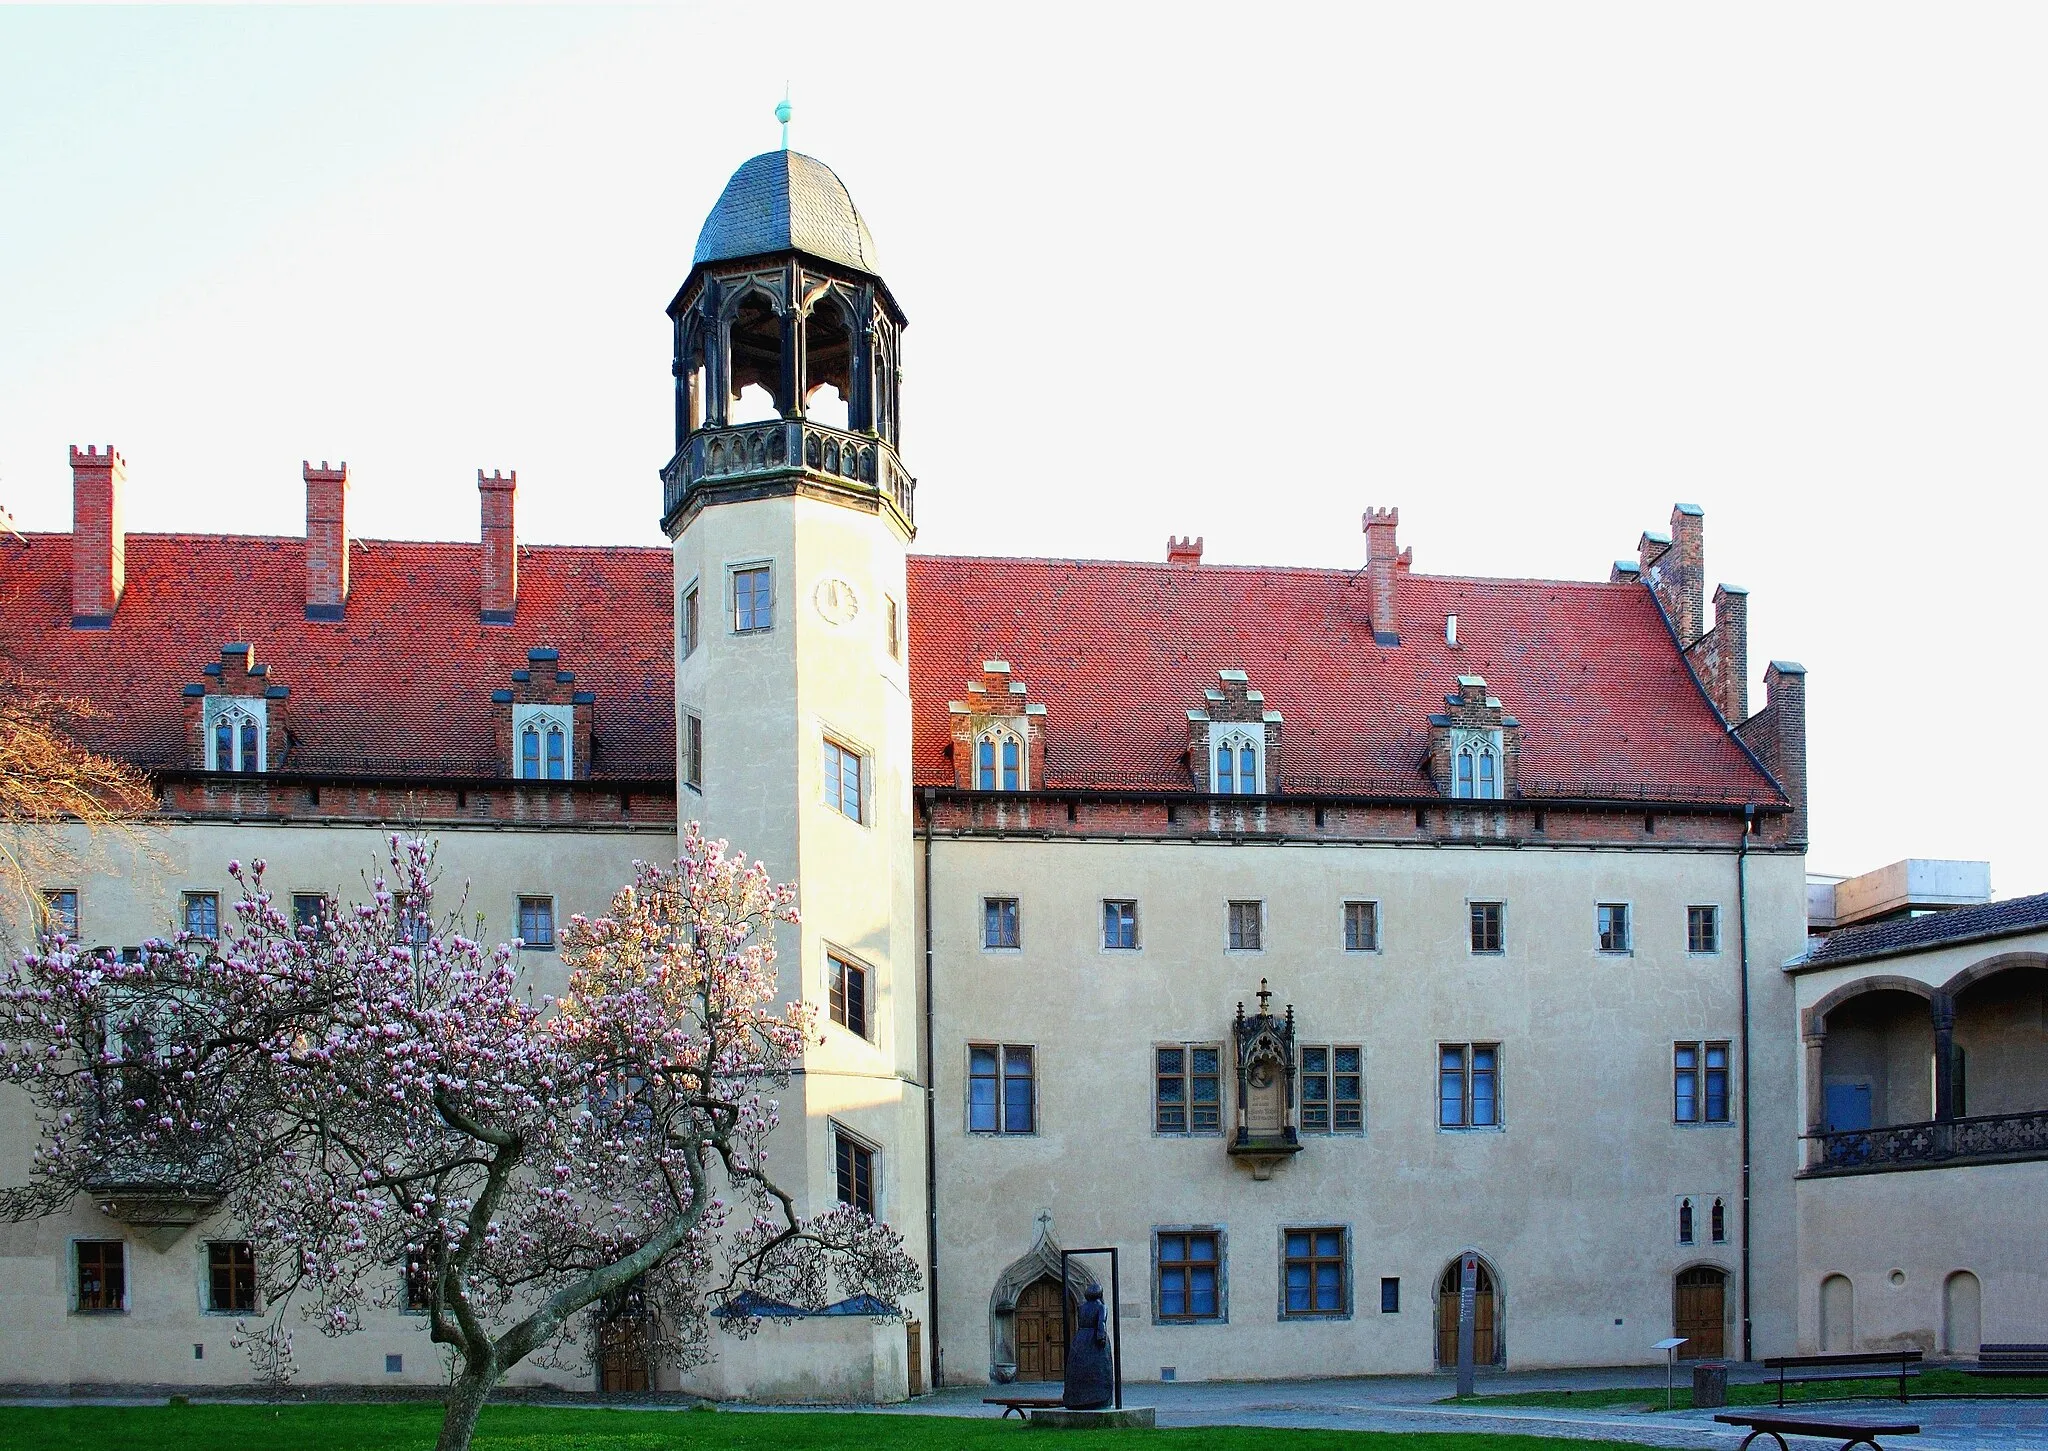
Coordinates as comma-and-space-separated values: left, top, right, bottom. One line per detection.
0, 829, 920, 1451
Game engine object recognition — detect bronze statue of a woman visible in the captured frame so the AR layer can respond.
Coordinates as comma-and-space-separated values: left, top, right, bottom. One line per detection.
1061, 1285, 1113, 1409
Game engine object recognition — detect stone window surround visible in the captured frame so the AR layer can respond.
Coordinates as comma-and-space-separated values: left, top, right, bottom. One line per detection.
512, 704, 574, 780
202, 695, 268, 773
1277, 1223, 1353, 1322
981, 895, 1022, 952
1151, 1224, 1229, 1326
1439, 1041, 1505, 1132
830, 1119, 880, 1216
1342, 899, 1381, 954
1597, 900, 1634, 956
1468, 899, 1507, 956
1688, 904, 1723, 955
966, 1042, 1037, 1137
819, 722, 871, 826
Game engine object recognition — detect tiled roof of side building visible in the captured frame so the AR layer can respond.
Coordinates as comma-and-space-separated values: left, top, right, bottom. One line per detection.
905, 554, 1785, 802
1, 533, 675, 779
1803, 893, 2048, 970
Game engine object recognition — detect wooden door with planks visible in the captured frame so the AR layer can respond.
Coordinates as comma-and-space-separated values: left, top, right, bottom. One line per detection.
1014, 1277, 1069, 1382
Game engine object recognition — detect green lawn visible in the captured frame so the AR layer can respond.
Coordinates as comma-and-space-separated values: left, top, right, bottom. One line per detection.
0, 1403, 1651, 1451
1453, 1366, 2048, 1412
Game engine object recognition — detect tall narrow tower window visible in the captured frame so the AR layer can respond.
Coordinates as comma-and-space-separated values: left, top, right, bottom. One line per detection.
520, 725, 539, 778
545, 725, 566, 780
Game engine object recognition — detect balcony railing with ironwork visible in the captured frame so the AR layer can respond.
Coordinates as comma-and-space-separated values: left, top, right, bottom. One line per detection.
1804, 1108, 2048, 1176
661, 420, 915, 528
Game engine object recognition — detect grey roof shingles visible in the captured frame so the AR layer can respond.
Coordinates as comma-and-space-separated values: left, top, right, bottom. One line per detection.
692, 150, 880, 274
1803, 893, 2048, 969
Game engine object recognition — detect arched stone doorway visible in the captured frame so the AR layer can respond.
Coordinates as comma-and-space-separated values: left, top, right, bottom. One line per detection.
988, 1215, 1096, 1384
1434, 1254, 1505, 1369
1674, 1265, 1729, 1359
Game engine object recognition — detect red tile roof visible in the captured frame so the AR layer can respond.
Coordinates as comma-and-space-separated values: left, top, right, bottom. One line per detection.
905, 555, 1783, 804
0, 534, 674, 779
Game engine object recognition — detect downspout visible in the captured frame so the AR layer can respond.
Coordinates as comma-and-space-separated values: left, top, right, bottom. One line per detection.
919, 787, 942, 1387
1738, 803, 1754, 1363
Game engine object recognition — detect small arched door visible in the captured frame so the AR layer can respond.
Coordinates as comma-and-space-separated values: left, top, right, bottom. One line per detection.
1014, 1277, 1070, 1383
1674, 1267, 1727, 1359
1943, 1271, 1982, 1357
1436, 1258, 1501, 1368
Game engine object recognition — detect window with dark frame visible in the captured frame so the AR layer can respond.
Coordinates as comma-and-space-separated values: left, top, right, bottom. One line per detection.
208, 1241, 256, 1312
1156, 1231, 1222, 1322
1439, 1043, 1500, 1128
1282, 1228, 1346, 1317
42, 889, 79, 940
1597, 902, 1631, 954
684, 713, 703, 791
404, 1252, 438, 1312
1679, 1197, 1696, 1246
1468, 902, 1503, 954
183, 891, 220, 941
1688, 905, 1721, 954
822, 738, 864, 823
1227, 900, 1263, 951
968, 1044, 1035, 1134
1155, 1045, 1222, 1135
1103, 900, 1138, 951
75, 1240, 124, 1312
733, 565, 773, 632
828, 953, 869, 1039
833, 1130, 874, 1215
1343, 900, 1379, 952
517, 896, 555, 949
1711, 1197, 1728, 1244
983, 897, 1020, 950
1380, 1276, 1400, 1314
292, 893, 331, 934
681, 583, 700, 658
1674, 1041, 1732, 1123
1299, 1045, 1364, 1133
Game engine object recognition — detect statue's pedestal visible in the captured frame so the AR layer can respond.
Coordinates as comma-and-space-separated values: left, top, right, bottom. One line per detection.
1029, 1407, 1157, 1429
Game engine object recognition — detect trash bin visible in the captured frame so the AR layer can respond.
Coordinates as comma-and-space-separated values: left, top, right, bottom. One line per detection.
1692, 1362, 1728, 1408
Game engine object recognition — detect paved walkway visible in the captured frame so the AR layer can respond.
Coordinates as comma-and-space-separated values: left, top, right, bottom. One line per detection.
885, 1369, 2048, 1450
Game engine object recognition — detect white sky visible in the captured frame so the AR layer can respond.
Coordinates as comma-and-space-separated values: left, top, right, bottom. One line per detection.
2, 5, 2043, 893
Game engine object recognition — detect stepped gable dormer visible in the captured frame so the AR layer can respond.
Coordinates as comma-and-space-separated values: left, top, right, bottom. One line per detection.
180, 644, 289, 773
946, 661, 1045, 791
1188, 670, 1281, 795
491, 648, 595, 781
660, 149, 915, 540
1427, 675, 1521, 800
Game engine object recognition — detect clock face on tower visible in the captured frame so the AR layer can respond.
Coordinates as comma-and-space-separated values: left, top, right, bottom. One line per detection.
813, 576, 860, 626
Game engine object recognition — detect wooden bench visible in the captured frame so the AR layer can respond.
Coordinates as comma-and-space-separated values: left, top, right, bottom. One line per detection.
1760, 1351, 1923, 1405
1716, 1412, 1919, 1451
1968, 1342, 2048, 1377
983, 1396, 1063, 1420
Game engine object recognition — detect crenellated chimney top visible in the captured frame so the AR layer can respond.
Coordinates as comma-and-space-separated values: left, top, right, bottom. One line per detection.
479, 469, 518, 624
69, 445, 126, 628
1362, 507, 1401, 646
1167, 535, 1204, 567
304, 460, 350, 622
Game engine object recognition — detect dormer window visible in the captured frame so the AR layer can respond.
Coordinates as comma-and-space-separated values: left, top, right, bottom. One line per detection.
513, 705, 574, 780
1452, 730, 1502, 800
203, 698, 266, 773
976, 729, 1023, 791
1213, 728, 1264, 795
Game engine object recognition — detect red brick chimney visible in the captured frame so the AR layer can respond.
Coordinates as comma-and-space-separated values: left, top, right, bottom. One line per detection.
479, 469, 518, 624
69, 445, 125, 628
1166, 535, 1203, 567
1362, 507, 1401, 646
304, 461, 350, 621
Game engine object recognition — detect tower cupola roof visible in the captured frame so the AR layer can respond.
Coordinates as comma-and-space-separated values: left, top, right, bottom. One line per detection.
692, 150, 880, 274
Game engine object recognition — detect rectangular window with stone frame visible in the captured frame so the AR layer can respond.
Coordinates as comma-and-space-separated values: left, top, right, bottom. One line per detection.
968, 1044, 1035, 1134
828, 952, 870, 1040
1299, 1045, 1364, 1133
1227, 900, 1263, 952
208, 1241, 256, 1313
681, 582, 700, 658
684, 712, 703, 792
1468, 902, 1504, 955
1154, 1229, 1225, 1323
983, 897, 1020, 950
1688, 905, 1721, 954
1343, 901, 1379, 953
833, 1127, 876, 1216
1155, 1044, 1223, 1136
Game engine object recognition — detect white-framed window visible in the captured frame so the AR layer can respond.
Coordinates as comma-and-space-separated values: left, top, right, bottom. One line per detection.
1211, 727, 1264, 795
1343, 901, 1380, 953
203, 697, 267, 773
513, 704, 574, 780
683, 712, 703, 792
731, 562, 774, 632
1597, 902, 1632, 954
822, 735, 865, 823
182, 891, 220, 941
1451, 728, 1502, 800
976, 727, 1025, 791
681, 580, 701, 659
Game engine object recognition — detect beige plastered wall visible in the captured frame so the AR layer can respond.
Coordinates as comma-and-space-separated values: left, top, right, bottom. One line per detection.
1789, 929, 2048, 1356
924, 835, 1807, 1384
0, 818, 668, 1391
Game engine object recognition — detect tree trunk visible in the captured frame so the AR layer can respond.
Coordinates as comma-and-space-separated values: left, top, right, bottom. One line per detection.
435, 1365, 498, 1451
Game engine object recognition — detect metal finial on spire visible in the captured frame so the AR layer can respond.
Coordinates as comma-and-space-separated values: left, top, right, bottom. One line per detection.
775, 89, 792, 150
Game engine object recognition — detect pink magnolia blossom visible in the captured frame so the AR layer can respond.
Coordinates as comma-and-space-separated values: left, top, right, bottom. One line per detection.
0, 828, 919, 1451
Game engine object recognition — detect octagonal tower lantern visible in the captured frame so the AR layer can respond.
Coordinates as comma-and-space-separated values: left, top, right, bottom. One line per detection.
661, 148, 914, 538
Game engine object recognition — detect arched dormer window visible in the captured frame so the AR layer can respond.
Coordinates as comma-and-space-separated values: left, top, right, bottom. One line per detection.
976, 729, 1023, 791
1452, 730, 1503, 800
512, 705, 575, 781
1213, 728, 1264, 796
203, 698, 266, 773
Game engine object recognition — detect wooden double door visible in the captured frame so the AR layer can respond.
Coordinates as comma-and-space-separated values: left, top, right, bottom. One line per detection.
1436, 1261, 1500, 1368
1014, 1277, 1070, 1383
1675, 1267, 1727, 1359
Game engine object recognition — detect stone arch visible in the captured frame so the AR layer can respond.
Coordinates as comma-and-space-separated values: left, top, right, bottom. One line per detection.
801, 289, 858, 429
987, 1216, 1098, 1384
1433, 1250, 1506, 1369
1940, 950, 2048, 1001
1802, 974, 1935, 1038
722, 284, 786, 423
1672, 1261, 1734, 1359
